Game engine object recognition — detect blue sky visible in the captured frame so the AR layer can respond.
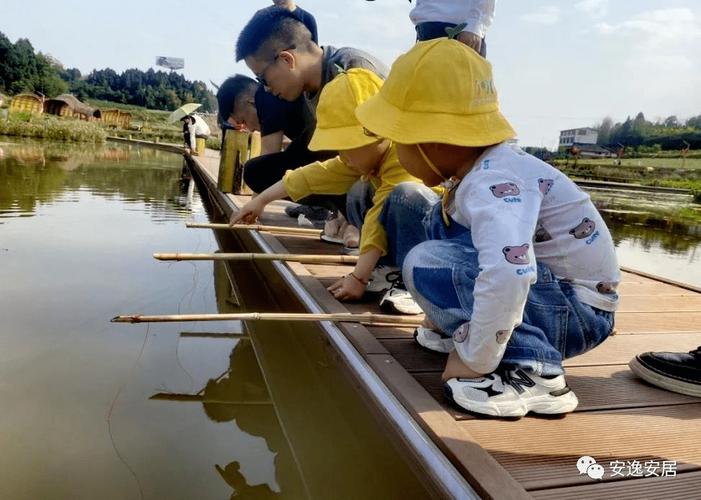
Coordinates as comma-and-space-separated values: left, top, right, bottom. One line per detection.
2, 0, 700, 148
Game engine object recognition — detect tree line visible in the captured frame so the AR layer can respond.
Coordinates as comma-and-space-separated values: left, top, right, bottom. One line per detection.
596, 112, 701, 151
0, 32, 216, 112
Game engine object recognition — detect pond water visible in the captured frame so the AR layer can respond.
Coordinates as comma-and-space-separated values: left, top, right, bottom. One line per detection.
587, 187, 701, 287
0, 139, 433, 500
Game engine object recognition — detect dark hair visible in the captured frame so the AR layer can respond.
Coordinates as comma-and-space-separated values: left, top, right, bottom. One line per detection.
216, 75, 257, 123
236, 7, 314, 62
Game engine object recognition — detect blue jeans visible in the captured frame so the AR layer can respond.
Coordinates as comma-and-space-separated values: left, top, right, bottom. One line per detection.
381, 183, 615, 375
345, 180, 374, 230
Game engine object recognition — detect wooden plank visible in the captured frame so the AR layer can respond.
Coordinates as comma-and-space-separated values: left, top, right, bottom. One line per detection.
369, 325, 416, 340
617, 281, 694, 296
413, 365, 700, 421
380, 333, 701, 372
459, 404, 701, 490
531, 471, 701, 499
615, 312, 701, 334
365, 353, 530, 500
618, 294, 701, 312
621, 266, 701, 294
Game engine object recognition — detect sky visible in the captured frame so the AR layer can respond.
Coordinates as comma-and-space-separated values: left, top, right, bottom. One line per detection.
2, 0, 700, 149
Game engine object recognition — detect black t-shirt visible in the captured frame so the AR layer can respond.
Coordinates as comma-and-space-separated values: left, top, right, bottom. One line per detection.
255, 85, 314, 140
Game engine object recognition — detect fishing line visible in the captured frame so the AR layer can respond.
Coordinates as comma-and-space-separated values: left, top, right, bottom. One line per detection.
105, 323, 150, 500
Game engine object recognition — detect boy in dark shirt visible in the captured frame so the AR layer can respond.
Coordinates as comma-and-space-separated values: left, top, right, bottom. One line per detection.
216, 75, 331, 195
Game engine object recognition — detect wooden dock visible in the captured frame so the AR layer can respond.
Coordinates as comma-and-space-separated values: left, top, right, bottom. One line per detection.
186, 146, 701, 499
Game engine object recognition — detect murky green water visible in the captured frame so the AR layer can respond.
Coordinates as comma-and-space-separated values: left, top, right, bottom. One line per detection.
588, 187, 701, 287
0, 139, 433, 500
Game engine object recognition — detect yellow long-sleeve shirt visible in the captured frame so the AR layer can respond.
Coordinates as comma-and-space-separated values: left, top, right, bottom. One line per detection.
283, 146, 436, 256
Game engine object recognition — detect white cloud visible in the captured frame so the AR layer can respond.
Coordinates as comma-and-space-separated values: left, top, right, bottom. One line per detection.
595, 8, 701, 48
575, 0, 608, 18
522, 5, 560, 25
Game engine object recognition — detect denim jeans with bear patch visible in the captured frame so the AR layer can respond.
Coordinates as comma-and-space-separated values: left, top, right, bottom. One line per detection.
381, 182, 615, 376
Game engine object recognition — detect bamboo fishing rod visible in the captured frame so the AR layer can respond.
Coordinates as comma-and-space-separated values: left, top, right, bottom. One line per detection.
153, 252, 358, 264
186, 222, 322, 236
111, 311, 423, 326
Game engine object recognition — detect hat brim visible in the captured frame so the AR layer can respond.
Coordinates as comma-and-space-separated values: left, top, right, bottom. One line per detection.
308, 124, 380, 152
356, 93, 516, 147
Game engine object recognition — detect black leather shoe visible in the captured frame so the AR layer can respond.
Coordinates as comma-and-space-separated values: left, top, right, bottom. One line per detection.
629, 346, 701, 397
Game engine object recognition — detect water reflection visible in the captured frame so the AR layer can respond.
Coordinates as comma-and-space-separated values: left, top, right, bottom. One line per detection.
0, 139, 196, 221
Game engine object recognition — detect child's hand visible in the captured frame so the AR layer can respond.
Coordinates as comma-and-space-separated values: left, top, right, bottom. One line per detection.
327, 274, 366, 301
441, 350, 484, 382
231, 198, 265, 225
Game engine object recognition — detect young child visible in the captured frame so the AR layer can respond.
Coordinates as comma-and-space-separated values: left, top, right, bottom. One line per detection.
231, 68, 436, 312
356, 39, 620, 417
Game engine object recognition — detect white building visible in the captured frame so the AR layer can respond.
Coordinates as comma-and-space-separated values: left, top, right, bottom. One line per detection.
559, 128, 598, 148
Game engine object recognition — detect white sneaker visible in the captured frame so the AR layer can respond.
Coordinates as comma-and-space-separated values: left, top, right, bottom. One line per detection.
366, 266, 401, 293
379, 287, 423, 315
414, 327, 454, 353
445, 368, 579, 417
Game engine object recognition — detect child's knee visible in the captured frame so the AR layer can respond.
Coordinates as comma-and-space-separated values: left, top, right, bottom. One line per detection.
389, 182, 432, 205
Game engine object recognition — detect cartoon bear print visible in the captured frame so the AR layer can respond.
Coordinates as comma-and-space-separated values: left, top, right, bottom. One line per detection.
453, 323, 469, 343
534, 222, 552, 242
503, 244, 530, 265
569, 217, 596, 239
490, 182, 520, 198
495, 330, 510, 344
596, 282, 618, 294
538, 178, 554, 195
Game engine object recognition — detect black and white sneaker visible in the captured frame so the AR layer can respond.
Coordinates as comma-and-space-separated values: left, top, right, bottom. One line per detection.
284, 204, 330, 223
413, 327, 454, 353
445, 368, 579, 417
379, 271, 422, 315
629, 346, 701, 397
366, 266, 401, 293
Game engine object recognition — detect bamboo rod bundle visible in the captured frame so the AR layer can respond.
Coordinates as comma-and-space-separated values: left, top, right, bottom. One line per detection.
111, 311, 423, 326
153, 252, 358, 264
186, 222, 321, 236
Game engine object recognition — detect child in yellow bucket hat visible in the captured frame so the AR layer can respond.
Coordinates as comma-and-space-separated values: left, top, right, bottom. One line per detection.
356, 39, 620, 417
232, 68, 439, 311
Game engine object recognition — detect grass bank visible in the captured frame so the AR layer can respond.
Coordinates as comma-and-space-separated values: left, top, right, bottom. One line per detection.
0, 113, 106, 143
554, 158, 701, 202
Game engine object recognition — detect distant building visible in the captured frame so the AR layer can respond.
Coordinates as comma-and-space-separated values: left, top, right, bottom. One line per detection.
559, 127, 598, 149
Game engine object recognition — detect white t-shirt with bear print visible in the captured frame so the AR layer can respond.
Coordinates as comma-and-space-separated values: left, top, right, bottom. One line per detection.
446, 142, 620, 374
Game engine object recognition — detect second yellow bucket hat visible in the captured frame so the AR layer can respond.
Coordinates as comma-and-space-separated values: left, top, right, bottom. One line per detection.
308, 68, 385, 151
356, 39, 516, 147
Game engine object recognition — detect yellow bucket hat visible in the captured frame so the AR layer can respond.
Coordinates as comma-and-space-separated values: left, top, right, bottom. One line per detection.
308, 68, 385, 151
356, 39, 516, 147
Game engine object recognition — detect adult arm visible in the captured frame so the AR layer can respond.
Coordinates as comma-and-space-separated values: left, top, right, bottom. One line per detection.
260, 131, 285, 155
409, 0, 496, 38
